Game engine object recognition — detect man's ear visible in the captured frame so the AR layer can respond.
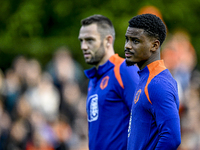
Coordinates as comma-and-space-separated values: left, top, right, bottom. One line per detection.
105, 35, 113, 47
151, 40, 160, 52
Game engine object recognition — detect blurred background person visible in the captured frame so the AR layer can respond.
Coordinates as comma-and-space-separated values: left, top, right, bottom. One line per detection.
161, 30, 197, 108
0, 46, 88, 150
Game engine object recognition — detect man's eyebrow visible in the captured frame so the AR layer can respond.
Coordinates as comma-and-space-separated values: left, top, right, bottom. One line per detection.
84, 37, 96, 41
78, 36, 94, 39
125, 35, 138, 40
85, 37, 94, 39
125, 35, 133, 38
130, 37, 139, 40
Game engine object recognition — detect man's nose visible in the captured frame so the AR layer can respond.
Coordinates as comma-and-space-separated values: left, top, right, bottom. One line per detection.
125, 41, 132, 49
81, 41, 88, 50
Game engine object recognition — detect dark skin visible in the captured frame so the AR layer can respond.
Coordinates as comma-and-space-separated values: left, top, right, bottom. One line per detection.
124, 27, 160, 70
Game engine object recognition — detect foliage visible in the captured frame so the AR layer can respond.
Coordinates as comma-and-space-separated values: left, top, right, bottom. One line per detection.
0, 0, 200, 71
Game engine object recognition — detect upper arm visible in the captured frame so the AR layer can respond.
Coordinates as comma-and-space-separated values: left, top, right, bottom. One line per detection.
149, 79, 179, 120
148, 79, 181, 148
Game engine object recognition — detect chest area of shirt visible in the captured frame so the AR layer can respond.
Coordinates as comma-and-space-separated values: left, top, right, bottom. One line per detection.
87, 73, 122, 105
132, 80, 152, 112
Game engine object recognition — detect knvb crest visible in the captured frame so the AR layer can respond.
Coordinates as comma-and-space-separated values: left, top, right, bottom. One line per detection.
88, 94, 99, 122
134, 89, 141, 104
100, 76, 109, 90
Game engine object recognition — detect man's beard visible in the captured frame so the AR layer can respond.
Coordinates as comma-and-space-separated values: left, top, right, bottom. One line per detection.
87, 59, 99, 65
87, 42, 105, 66
126, 59, 136, 66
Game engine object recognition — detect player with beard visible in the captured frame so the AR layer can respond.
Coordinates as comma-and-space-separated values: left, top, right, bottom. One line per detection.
78, 14, 139, 150
124, 14, 181, 149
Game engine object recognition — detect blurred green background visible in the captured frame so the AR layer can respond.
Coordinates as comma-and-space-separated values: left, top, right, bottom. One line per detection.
0, 0, 200, 71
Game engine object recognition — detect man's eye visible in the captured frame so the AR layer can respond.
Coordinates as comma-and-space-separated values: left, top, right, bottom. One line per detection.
87, 39, 93, 43
132, 39, 139, 44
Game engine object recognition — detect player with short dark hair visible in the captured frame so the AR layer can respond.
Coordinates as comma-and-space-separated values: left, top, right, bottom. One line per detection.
78, 14, 139, 150
124, 14, 181, 150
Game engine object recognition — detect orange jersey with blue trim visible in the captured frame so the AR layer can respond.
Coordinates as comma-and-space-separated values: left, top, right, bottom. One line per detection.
84, 54, 139, 150
127, 60, 181, 150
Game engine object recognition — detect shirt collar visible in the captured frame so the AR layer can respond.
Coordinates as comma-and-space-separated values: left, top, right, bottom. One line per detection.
138, 60, 165, 77
84, 54, 118, 79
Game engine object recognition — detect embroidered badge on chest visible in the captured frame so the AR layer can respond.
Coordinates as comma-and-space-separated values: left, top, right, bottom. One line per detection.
134, 89, 141, 104
100, 76, 109, 90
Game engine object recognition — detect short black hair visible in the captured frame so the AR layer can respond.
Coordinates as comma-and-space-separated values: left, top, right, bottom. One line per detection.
128, 14, 166, 45
81, 14, 115, 41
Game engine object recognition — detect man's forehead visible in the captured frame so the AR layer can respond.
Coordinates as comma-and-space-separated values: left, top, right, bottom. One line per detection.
79, 24, 100, 38
125, 27, 145, 36
80, 24, 98, 34
81, 24, 98, 32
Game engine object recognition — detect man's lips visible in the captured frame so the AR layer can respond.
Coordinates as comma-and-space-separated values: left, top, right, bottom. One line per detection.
124, 49, 134, 58
83, 53, 91, 57
125, 53, 133, 58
